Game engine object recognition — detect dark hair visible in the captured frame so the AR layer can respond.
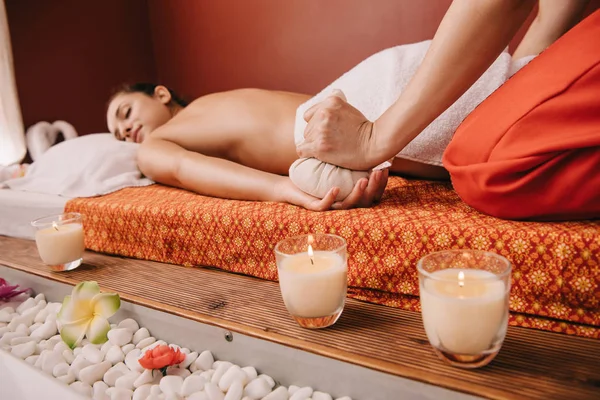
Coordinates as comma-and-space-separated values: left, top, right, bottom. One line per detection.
110, 82, 189, 107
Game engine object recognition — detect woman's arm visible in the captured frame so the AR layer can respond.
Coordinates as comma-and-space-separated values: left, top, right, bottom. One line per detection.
138, 137, 341, 211
298, 0, 536, 170
512, 0, 590, 60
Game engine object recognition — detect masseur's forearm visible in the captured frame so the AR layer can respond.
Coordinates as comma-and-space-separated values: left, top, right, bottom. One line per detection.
373, 0, 536, 162
138, 138, 283, 202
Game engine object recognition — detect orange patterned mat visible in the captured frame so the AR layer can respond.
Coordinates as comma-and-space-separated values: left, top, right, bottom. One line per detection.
66, 177, 600, 338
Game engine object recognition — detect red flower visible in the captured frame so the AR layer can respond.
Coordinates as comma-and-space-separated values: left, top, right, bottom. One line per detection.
138, 345, 185, 371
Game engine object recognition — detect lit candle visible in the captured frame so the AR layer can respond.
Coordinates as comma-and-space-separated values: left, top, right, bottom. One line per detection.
33, 219, 84, 267
420, 269, 508, 355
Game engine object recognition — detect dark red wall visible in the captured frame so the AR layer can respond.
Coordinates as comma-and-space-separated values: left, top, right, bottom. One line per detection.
7, 0, 600, 136
148, 0, 452, 99
6, 0, 156, 135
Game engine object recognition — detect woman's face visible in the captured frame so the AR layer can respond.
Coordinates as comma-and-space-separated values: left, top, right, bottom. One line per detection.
106, 88, 173, 143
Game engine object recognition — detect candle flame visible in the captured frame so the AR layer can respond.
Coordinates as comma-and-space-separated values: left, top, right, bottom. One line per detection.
458, 271, 465, 288
307, 243, 314, 265
52, 221, 59, 231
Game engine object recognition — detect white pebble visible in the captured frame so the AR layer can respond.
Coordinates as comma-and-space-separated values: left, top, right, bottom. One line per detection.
15, 323, 29, 335
73, 346, 83, 356
108, 328, 133, 347
113, 361, 132, 374
30, 319, 57, 341
160, 375, 184, 396
35, 350, 49, 368
259, 374, 276, 389
290, 387, 313, 400
106, 345, 126, 364
104, 366, 127, 386
150, 385, 162, 395
136, 336, 156, 350
80, 360, 112, 386
57, 372, 76, 384
110, 387, 134, 400
181, 348, 190, 354
241, 366, 257, 382
54, 340, 70, 354
219, 365, 246, 391
52, 362, 70, 377
289, 385, 300, 395
334, 397, 353, 400
34, 293, 46, 303
133, 384, 152, 400
70, 354, 93, 379
0, 326, 8, 336
0, 309, 12, 323
312, 392, 333, 400
93, 380, 109, 400
224, 381, 243, 400
243, 377, 272, 399
262, 386, 289, 400
199, 370, 215, 382
204, 382, 225, 400
134, 368, 161, 388
122, 343, 136, 355
187, 392, 209, 400
165, 366, 190, 378
83, 344, 105, 364
11, 336, 35, 346
101, 340, 114, 354
118, 318, 140, 332
42, 351, 65, 375
25, 355, 39, 365
34, 308, 49, 324
195, 351, 214, 371
16, 297, 36, 314
181, 351, 198, 369
29, 322, 42, 332
125, 348, 144, 373
211, 362, 232, 385
0, 332, 22, 346
11, 341, 36, 359
71, 381, 93, 397
62, 349, 75, 364
181, 375, 207, 396
116, 371, 141, 390
132, 328, 150, 345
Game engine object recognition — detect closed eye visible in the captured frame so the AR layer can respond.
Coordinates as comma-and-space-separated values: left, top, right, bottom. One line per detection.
125, 108, 131, 119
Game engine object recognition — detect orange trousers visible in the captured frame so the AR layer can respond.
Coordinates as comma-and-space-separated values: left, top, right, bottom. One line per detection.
443, 10, 600, 221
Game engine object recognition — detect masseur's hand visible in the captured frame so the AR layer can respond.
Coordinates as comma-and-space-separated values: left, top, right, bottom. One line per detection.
297, 93, 383, 171
332, 169, 388, 210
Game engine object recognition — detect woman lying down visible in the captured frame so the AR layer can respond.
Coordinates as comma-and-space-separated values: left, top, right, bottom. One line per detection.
106, 41, 534, 211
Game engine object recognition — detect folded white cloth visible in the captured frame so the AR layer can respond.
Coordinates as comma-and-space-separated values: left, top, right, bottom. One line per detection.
290, 40, 536, 199
3, 134, 153, 197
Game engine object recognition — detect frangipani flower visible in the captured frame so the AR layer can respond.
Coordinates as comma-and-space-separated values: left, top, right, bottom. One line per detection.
57, 281, 120, 349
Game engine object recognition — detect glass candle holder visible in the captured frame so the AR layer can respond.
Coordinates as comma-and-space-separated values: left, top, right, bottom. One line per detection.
417, 250, 512, 369
31, 212, 85, 272
275, 234, 348, 329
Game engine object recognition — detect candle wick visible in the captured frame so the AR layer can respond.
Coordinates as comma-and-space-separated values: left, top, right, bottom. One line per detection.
52, 222, 59, 231
310, 257, 314, 265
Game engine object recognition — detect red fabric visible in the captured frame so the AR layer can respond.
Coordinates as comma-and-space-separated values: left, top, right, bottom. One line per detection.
443, 10, 600, 221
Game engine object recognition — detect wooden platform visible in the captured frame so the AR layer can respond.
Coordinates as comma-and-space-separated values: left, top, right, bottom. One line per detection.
1, 236, 599, 400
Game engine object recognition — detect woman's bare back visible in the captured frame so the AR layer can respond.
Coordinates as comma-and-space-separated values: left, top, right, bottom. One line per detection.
152, 89, 310, 175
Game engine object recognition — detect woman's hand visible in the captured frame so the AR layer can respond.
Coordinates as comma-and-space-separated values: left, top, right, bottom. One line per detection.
296, 93, 383, 171
276, 170, 388, 211
332, 168, 388, 210
277, 177, 340, 211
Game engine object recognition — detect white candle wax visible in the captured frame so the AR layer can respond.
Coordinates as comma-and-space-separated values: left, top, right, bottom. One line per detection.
34, 223, 85, 266
278, 251, 347, 318
420, 269, 508, 355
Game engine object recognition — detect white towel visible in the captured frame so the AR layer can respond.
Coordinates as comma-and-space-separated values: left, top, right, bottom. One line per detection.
3, 134, 153, 197
294, 40, 536, 166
